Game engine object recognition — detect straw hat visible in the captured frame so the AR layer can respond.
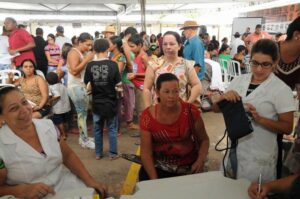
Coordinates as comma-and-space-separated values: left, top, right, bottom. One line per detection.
102, 25, 116, 34
180, 20, 200, 30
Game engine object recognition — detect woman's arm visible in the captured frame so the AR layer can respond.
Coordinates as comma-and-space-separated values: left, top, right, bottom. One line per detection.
60, 139, 107, 196
186, 65, 202, 104
35, 76, 49, 110
67, 50, 94, 76
191, 115, 210, 173
0, 167, 54, 198
140, 129, 157, 180
123, 41, 133, 72
247, 103, 294, 135
143, 66, 155, 108
117, 61, 125, 73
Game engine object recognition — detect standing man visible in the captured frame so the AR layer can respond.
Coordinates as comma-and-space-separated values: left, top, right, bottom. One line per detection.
245, 24, 272, 52
181, 20, 205, 81
55, 25, 71, 51
4, 17, 36, 69
0, 26, 11, 70
102, 25, 116, 39
33, 27, 48, 75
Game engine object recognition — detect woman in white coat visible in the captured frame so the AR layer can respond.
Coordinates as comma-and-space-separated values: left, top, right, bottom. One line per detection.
212, 39, 295, 183
0, 86, 107, 198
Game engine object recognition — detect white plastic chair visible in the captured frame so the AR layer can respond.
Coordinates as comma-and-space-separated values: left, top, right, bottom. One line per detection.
0, 69, 22, 85
228, 60, 242, 80
36, 70, 45, 79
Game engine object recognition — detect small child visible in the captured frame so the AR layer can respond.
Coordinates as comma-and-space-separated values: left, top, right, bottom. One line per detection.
46, 72, 71, 140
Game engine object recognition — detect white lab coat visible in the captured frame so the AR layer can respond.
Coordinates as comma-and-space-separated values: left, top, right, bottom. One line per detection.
226, 73, 295, 182
0, 119, 85, 192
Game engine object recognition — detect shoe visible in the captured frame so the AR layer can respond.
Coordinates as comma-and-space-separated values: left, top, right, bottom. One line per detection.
127, 122, 139, 130
109, 154, 120, 161
79, 138, 95, 149
95, 155, 103, 160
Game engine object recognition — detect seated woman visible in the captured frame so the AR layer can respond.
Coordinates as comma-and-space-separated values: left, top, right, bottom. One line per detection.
0, 86, 107, 198
9, 59, 50, 119
218, 44, 231, 71
232, 45, 247, 74
212, 39, 295, 182
139, 73, 209, 181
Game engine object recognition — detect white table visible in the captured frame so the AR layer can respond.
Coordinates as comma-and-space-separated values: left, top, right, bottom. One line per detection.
120, 171, 251, 199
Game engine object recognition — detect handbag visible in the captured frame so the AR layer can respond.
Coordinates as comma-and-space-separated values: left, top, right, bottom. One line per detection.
217, 99, 253, 141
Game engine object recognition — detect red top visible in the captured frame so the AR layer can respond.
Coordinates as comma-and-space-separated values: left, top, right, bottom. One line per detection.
9, 28, 36, 67
140, 100, 200, 166
132, 51, 146, 90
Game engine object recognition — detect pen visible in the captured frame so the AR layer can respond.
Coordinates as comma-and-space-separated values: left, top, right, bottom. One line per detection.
258, 173, 262, 194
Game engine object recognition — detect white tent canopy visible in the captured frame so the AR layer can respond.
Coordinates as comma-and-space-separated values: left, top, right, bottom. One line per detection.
1, 0, 299, 24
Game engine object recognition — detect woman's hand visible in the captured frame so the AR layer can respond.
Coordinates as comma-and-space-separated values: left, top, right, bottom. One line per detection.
127, 73, 135, 80
20, 183, 55, 199
191, 159, 204, 173
248, 182, 269, 199
245, 103, 262, 123
87, 181, 108, 198
222, 90, 241, 102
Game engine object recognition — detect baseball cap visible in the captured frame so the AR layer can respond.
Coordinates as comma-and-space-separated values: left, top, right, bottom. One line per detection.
56, 25, 64, 33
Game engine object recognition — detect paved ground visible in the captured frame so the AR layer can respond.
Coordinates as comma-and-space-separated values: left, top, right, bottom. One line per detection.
66, 111, 227, 199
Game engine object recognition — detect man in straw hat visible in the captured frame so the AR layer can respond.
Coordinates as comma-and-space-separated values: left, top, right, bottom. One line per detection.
181, 20, 205, 81
102, 25, 116, 39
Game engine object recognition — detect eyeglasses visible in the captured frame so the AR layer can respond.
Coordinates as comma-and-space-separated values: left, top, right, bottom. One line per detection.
249, 60, 273, 69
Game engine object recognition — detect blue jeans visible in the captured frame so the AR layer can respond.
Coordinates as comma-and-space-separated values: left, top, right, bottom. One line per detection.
47, 66, 57, 73
68, 86, 89, 141
0, 64, 10, 70
93, 113, 118, 157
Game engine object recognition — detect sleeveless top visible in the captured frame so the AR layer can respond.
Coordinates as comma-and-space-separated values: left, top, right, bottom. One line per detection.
276, 42, 300, 90
67, 48, 86, 88
131, 51, 147, 90
20, 76, 42, 105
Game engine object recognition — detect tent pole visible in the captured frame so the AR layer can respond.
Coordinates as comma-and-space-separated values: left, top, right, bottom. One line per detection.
140, 0, 146, 32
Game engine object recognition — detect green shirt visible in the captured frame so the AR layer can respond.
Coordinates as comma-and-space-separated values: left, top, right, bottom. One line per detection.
218, 54, 231, 70
122, 52, 135, 84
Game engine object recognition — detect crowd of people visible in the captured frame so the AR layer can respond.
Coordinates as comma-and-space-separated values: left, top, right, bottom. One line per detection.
0, 15, 299, 198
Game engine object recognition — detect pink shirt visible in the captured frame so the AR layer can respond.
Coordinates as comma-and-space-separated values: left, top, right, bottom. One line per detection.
9, 28, 36, 67
245, 32, 273, 45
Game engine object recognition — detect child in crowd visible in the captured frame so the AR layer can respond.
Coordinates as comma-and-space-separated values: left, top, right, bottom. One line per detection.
84, 39, 122, 160
46, 72, 71, 140
127, 34, 148, 120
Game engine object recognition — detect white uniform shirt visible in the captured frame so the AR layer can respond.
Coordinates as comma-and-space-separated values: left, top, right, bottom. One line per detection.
0, 119, 85, 191
226, 73, 295, 182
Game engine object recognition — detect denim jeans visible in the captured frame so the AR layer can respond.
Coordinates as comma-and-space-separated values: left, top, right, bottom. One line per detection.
47, 66, 57, 73
93, 113, 118, 157
68, 86, 89, 141
0, 64, 10, 70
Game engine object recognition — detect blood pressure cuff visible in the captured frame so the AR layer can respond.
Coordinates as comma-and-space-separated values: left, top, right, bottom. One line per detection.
218, 99, 253, 140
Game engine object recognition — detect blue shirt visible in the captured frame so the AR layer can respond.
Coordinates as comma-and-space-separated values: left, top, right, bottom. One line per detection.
183, 35, 205, 80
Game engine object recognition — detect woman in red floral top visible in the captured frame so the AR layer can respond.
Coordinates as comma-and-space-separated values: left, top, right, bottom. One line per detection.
139, 73, 209, 181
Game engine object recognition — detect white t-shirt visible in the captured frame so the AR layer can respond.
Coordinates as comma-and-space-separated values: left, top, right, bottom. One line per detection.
230, 38, 245, 57
0, 35, 11, 65
49, 83, 71, 114
55, 36, 71, 51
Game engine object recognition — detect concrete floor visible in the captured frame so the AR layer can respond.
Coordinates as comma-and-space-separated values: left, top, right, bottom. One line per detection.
66, 111, 226, 199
